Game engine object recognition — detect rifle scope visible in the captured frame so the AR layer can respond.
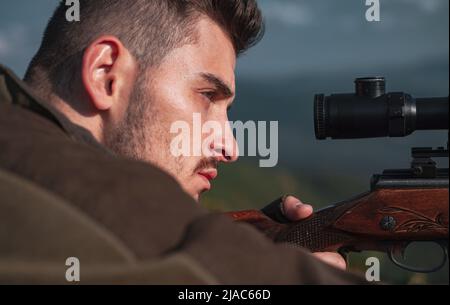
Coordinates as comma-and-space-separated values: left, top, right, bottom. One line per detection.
314, 77, 449, 139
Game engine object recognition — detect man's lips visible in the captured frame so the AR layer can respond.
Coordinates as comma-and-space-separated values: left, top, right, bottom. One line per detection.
197, 169, 218, 182
196, 169, 218, 195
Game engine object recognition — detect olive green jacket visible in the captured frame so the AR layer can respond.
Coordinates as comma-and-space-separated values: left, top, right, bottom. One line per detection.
0, 64, 366, 284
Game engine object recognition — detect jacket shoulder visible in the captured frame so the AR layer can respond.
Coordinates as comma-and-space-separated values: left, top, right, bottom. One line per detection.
0, 168, 218, 284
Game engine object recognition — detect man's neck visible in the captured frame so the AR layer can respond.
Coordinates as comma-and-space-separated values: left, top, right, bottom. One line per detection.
49, 95, 105, 143
25, 77, 105, 145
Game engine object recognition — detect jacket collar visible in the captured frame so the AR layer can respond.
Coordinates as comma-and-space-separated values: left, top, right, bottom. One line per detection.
0, 64, 108, 151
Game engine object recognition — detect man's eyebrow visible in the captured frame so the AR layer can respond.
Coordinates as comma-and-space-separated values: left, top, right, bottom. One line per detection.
199, 72, 235, 99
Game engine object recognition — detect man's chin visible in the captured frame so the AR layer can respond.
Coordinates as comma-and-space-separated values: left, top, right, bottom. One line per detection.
183, 177, 212, 203
193, 193, 200, 203
190, 189, 210, 203
183, 188, 201, 203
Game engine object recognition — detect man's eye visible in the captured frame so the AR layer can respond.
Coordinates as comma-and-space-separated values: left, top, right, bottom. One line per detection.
201, 91, 216, 101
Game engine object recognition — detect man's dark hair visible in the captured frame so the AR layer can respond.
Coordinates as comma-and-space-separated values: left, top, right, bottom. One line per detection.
24, 0, 264, 95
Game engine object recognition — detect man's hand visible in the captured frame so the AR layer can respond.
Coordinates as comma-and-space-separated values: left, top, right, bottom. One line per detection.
282, 196, 347, 271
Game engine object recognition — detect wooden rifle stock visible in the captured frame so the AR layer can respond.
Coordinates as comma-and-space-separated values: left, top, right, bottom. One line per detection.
226, 187, 449, 271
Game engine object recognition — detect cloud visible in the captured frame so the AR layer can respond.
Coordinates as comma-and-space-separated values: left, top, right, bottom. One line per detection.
397, 0, 445, 13
260, 0, 314, 27
0, 37, 9, 57
0, 24, 28, 58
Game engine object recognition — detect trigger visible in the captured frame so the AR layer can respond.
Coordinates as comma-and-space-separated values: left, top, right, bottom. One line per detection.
391, 242, 409, 260
338, 248, 349, 263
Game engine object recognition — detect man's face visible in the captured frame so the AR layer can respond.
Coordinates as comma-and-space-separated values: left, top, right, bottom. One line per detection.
106, 18, 239, 202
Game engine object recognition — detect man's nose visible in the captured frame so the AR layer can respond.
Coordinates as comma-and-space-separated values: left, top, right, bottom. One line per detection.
210, 122, 239, 163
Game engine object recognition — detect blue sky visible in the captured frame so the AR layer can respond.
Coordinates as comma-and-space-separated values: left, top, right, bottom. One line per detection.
1, 0, 448, 81
244, 0, 449, 79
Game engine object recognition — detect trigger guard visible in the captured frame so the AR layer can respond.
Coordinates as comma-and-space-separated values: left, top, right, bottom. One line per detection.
388, 242, 448, 274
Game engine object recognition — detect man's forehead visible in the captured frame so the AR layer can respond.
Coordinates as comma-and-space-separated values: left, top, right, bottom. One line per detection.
191, 18, 237, 81
152, 17, 236, 88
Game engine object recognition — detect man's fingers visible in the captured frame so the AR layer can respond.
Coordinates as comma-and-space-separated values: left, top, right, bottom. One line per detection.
313, 252, 347, 270
283, 197, 347, 271
283, 196, 313, 221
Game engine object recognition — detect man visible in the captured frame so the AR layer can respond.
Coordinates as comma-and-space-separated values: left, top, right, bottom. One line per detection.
0, 0, 360, 284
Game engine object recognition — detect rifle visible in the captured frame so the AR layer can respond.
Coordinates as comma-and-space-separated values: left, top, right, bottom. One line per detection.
227, 77, 449, 273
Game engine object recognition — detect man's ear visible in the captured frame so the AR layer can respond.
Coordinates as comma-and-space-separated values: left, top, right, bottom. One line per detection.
81, 36, 136, 112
